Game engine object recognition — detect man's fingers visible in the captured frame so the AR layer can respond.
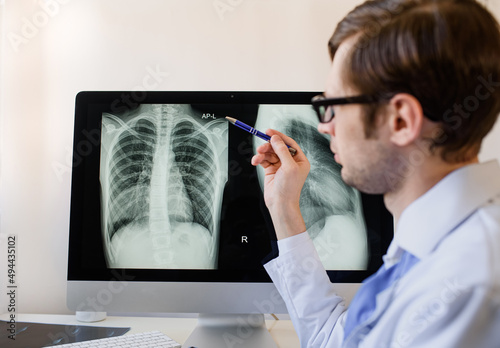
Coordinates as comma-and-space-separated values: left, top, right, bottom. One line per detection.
270, 135, 294, 165
251, 151, 280, 168
252, 129, 305, 169
255, 142, 273, 155
266, 129, 302, 151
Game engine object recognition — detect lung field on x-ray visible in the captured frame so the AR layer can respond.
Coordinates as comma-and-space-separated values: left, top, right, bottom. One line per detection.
100, 104, 228, 269
107, 117, 156, 237
169, 120, 219, 234
284, 119, 359, 238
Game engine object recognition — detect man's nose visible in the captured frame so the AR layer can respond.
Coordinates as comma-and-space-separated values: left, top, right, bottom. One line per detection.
317, 118, 335, 137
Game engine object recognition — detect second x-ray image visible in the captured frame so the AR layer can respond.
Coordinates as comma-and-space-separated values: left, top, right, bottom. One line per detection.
99, 104, 228, 269
254, 105, 368, 270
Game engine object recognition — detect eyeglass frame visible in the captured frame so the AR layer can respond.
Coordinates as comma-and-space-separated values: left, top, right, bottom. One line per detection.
311, 94, 381, 123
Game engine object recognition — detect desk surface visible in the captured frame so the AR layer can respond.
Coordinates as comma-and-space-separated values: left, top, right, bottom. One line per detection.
0, 313, 300, 347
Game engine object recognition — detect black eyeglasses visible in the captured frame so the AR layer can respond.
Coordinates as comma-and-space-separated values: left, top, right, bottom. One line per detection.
311, 94, 380, 123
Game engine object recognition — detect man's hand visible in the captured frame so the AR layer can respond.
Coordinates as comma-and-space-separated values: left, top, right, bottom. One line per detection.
251, 129, 310, 239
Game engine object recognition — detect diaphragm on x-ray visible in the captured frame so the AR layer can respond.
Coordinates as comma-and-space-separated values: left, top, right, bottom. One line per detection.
254, 105, 368, 270
100, 104, 228, 269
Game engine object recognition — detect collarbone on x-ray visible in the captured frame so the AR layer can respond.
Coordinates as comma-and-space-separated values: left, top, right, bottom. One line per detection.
100, 104, 228, 269
254, 105, 368, 270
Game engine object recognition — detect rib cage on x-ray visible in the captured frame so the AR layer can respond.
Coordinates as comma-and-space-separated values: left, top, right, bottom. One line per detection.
107, 117, 156, 238
168, 120, 219, 234
100, 104, 228, 269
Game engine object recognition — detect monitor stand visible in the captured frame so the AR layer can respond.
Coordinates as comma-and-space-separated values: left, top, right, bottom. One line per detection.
182, 314, 278, 348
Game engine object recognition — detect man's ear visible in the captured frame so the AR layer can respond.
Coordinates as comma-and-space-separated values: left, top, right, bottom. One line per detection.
387, 93, 424, 147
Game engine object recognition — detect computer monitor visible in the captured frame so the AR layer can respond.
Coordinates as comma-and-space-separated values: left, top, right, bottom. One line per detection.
67, 91, 393, 347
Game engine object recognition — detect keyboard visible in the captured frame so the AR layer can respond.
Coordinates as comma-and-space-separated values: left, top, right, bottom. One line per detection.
46, 330, 181, 348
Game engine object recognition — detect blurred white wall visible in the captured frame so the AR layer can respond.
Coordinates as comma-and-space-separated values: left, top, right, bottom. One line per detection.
0, 0, 499, 315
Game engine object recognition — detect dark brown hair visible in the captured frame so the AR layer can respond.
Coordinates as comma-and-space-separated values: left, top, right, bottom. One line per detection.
329, 0, 500, 162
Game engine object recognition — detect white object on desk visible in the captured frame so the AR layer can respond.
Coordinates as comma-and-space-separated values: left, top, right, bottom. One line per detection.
75, 311, 107, 323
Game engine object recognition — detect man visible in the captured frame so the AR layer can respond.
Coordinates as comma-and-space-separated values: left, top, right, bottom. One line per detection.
251, 0, 500, 347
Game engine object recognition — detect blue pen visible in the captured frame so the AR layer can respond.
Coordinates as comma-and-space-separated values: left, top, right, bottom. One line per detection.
225, 116, 297, 156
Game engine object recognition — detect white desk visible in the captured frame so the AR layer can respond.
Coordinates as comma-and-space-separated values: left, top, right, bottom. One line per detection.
0, 313, 300, 347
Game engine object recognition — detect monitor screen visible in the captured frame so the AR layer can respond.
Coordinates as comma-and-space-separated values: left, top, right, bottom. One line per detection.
67, 91, 393, 314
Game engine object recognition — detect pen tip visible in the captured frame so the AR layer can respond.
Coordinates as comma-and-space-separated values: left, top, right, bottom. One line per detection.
225, 116, 236, 124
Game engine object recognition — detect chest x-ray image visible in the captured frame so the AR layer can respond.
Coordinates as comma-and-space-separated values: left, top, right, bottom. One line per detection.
100, 104, 228, 269
254, 105, 368, 270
